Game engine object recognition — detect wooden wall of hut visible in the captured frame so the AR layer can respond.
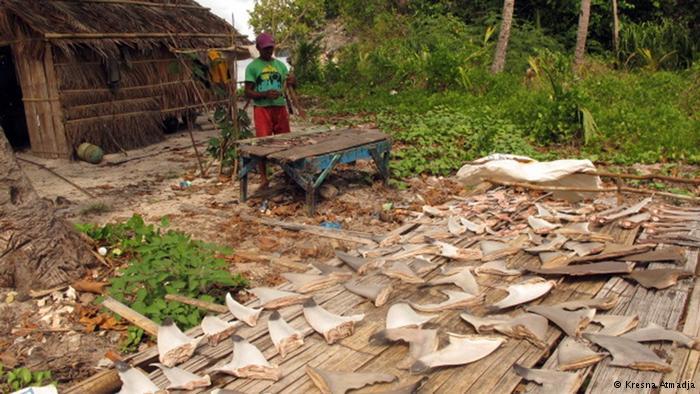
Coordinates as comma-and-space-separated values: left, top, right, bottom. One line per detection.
11, 43, 70, 158
53, 47, 225, 156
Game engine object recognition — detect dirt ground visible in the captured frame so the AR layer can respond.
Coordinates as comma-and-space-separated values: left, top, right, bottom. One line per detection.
0, 121, 466, 389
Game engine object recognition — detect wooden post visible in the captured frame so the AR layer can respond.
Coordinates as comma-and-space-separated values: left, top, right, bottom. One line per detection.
612, 0, 620, 54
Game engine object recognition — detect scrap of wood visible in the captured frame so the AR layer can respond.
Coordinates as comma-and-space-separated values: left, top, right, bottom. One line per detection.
17, 157, 96, 198
164, 294, 228, 314
240, 213, 378, 246
63, 369, 121, 394
490, 180, 700, 202
101, 296, 159, 336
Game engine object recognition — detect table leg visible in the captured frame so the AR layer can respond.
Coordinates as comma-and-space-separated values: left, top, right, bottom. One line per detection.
370, 144, 391, 185
306, 187, 316, 216
239, 156, 253, 202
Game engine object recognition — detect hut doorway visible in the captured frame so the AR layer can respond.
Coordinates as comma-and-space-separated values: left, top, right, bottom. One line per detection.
0, 46, 29, 150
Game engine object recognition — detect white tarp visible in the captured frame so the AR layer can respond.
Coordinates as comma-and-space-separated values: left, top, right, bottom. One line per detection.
456, 154, 601, 201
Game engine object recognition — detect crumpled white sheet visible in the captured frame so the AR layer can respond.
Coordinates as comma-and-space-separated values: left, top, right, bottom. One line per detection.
457, 154, 601, 201
11, 386, 58, 394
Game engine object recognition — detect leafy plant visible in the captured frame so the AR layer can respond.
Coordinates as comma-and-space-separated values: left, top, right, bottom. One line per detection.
77, 215, 248, 341
619, 19, 694, 70
0, 365, 55, 392
206, 107, 253, 170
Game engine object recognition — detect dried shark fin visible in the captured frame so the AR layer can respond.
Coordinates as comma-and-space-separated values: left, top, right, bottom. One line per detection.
556, 295, 619, 312
621, 322, 698, 349
422, 205, 448, 217
598, 197, 651, 224
625, 269, 694, 290
335, 251, 380, 274
374, 377, 428, 394
385, 303, 437, 329
447, 216, 467, 236
480, 240, 508, 256
562, 241, 605, 257
431, 239, 482, 261
489, 277, 556, 311
151, 363, 211, 390
306, 366, 396, 394
524, 235, 568, 253
591, 314, 639, 336
526, 305, 595, 337
409, 256, 438, 275
461, 218, 485, 234
410, 289, 482, 312
210, 335, 282, 380
344, 280, 393, 307
303, 298, 365, 344
282, 272, 340, 293
115, 361, 161, 394
370, 327, 439, 369
538, 251, 570, 268
157, 318, 200, 367
474, 260, 522, 277
556, 338, 606, 371
527, 261, 635, 277
624, 247, 686, 265
311, 261, 354, 281
410, 334, 504, 373
225, 292, 262, 327
460, 312, 548, 348
267, 311, 304, 358
528, 216, 561, 234
381, 261, 425, 284
513, 364, 583, 394
426, 267, 479, 295
200, 315, 236, 346
250, 287, 310, 309
584, 333, 672, 372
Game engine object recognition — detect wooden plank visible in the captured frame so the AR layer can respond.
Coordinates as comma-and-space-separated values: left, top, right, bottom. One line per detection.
12, 47, 46, 156
42, 44, 69, 157
235, 127, 332, 145
27, 53, 57, 157
268, 130, 389, 162
238, 144, 289, 157
101, 296, 159, 337
584, 238, 698, 394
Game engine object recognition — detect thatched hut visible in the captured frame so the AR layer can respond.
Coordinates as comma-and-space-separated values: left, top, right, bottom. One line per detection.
0, 0, 250, 159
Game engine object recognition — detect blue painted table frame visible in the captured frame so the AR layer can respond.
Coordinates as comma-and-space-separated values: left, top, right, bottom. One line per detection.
239, 140, 391, 215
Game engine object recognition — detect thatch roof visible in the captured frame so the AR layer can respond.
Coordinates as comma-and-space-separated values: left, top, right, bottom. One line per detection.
0, 0, 251, 57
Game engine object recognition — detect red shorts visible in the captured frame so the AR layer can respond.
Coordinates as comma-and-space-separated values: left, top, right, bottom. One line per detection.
253, 106, 291, 137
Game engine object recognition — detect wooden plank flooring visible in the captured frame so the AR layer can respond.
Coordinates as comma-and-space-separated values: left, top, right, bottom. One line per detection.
123, 201, 699, 394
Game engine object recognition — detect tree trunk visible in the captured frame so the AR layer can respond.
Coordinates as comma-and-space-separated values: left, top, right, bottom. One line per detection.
573, 0, 592, 69
0, 129, 96, 292
491, 0, 516, 74
611, 0, 620, 53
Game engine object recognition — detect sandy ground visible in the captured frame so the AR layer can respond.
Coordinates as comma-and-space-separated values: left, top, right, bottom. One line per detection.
2, 121, 466, 389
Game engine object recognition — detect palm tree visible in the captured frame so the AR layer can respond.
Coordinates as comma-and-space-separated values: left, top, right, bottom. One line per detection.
0, 129, 96, 292
574, 0, 592, 69
491, 0, 515, 73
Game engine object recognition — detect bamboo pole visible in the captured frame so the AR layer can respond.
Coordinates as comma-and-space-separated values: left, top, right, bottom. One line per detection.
45, 33, 233, 40
54, 0, 210, 9
490, 180, 700, 202
17, 157, 96, 198
584, 170, 700, 185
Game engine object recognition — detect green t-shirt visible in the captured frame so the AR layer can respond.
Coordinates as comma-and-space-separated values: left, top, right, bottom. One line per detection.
245, 58, 288, 107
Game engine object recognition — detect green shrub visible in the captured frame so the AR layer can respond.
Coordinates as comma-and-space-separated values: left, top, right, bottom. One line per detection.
76, 215, 248, 336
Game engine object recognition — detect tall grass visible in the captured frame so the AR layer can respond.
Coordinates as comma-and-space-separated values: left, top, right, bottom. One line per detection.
618, 19, 694, 70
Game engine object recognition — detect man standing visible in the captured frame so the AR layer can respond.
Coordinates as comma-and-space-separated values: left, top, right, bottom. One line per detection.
245, 32, 295, 189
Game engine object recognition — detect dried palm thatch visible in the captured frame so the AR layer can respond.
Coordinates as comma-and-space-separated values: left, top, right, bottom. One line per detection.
0, 0, 251, 157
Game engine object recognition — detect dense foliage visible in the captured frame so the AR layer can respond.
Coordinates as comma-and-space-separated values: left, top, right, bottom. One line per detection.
250, 0, 700, 177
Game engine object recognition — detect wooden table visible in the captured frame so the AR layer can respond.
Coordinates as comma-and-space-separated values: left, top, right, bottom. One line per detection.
236, 129, 391, 214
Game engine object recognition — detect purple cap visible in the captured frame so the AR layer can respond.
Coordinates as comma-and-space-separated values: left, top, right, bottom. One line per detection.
256, 33, 275, 49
